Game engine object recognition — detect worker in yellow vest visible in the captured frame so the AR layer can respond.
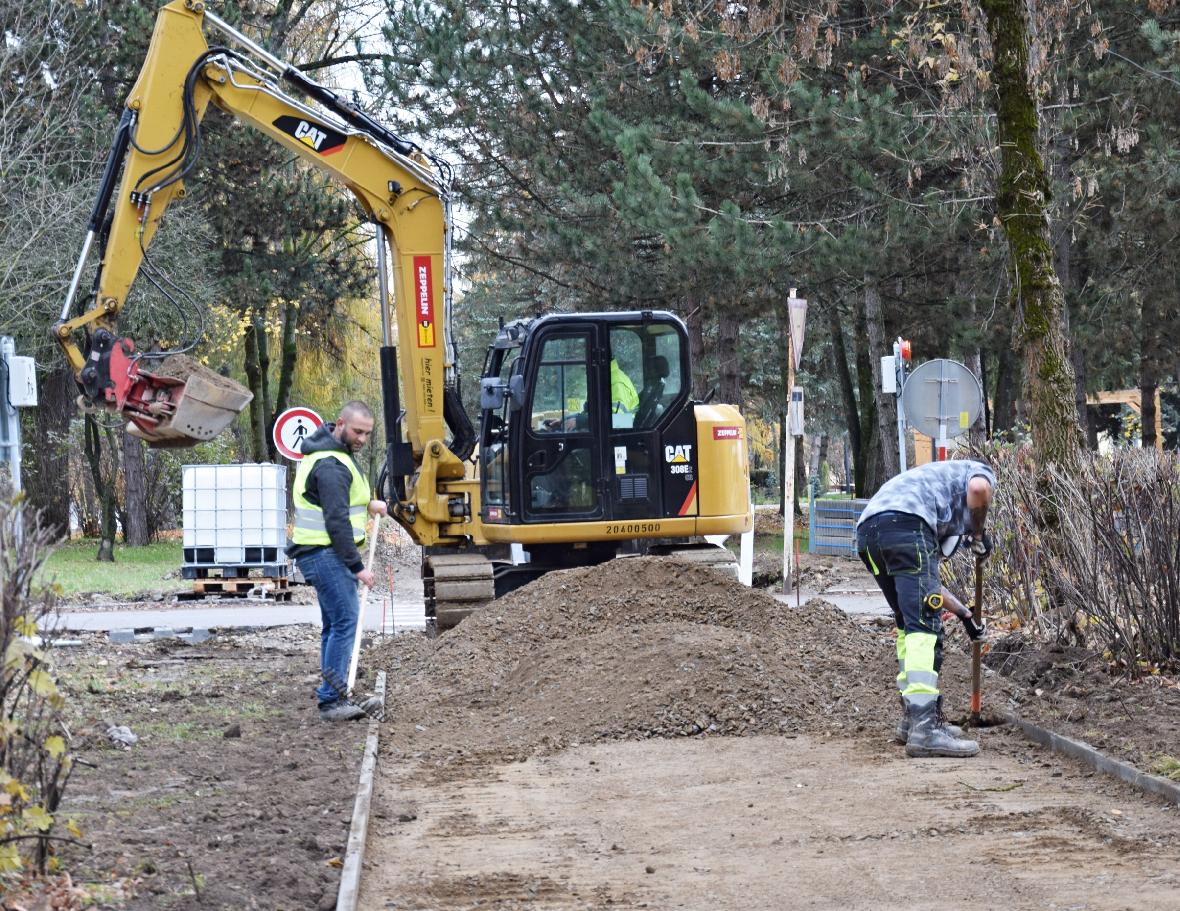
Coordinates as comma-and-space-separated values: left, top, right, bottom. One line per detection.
287, 400, 387, 721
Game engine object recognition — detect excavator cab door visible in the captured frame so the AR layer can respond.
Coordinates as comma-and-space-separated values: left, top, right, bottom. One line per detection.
517, 328, 605, 521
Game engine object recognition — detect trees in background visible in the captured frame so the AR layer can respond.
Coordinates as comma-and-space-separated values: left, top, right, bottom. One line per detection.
375, 0, 1178, 492
3, 0, 1179, 539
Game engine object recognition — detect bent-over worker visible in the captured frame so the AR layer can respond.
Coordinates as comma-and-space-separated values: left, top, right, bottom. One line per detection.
287, 400, 387, 721
855, 458, 995, 758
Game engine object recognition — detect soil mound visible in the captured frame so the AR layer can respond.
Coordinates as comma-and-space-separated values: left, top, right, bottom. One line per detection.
374, 557, 988, 773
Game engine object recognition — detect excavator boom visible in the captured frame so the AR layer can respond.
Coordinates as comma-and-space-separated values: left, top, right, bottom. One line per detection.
55, 0, 464, 460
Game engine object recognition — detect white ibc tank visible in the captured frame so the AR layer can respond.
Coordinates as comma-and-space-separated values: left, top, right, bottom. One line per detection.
182, 463, 287, 566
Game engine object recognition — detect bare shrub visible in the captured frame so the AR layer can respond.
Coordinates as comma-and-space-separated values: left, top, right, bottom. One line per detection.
0, 499, 79, 875
947, 447, 1180, 675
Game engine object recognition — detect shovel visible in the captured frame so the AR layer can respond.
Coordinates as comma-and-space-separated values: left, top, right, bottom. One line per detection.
970, 557, 984, 724
346, 513, 381, 693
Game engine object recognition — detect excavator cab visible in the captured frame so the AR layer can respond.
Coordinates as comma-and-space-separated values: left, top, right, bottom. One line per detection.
478, 311, 700, 527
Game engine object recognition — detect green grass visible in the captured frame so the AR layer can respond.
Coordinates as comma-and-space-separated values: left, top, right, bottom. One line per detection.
39, 539, 186, 597
726, 528, 807, 558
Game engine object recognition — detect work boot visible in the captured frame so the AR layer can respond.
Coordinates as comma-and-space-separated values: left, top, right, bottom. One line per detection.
905, 702, 979, 758
894, 695, 963, 744
319, 700, 367, 722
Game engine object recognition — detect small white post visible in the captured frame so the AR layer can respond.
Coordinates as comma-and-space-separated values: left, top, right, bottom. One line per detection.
739, 484, 754, 586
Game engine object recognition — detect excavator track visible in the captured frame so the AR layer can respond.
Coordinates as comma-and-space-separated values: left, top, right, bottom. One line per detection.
423, 552, 495, 633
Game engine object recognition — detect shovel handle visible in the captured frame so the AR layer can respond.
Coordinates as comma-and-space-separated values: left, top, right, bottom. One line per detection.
346, 514, 381, 693
970, 557, 983, 719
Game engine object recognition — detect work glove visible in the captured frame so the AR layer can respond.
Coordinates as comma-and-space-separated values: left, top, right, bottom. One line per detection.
960, 614, 987, 641
965, 531, 993, 560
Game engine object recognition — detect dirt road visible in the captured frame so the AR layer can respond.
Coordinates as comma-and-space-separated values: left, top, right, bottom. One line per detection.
359, 731, 1180, 910
357, 557, 1180, 911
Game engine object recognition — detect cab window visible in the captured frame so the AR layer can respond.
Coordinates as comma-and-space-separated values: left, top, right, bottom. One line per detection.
529, 335, 590, 433
609, 324, 683, 430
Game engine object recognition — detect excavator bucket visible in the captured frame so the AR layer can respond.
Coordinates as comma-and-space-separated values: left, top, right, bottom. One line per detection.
122, 355, 253, 447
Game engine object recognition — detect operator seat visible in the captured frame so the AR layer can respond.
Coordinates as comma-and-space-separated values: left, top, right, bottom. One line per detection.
634, 355, 669, 428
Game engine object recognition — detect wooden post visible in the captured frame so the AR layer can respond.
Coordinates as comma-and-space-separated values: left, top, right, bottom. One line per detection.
782, 332, 796, 595
971, 558, 983, 723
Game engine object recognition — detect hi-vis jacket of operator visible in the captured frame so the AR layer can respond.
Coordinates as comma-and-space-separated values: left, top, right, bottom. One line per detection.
286, 423, 370, 573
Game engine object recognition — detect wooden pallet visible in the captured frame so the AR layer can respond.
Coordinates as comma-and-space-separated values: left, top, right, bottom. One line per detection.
191, 576, 290, 598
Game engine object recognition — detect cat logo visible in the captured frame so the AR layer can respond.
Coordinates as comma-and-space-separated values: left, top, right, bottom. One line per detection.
272, 115, 346, 156
664, 444, 693, 464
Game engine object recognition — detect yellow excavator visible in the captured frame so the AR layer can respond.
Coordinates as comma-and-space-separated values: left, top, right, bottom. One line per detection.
56, 0, 753, 629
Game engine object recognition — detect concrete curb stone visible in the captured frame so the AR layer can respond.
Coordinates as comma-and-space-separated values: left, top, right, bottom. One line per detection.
336, 670, 386, 911
1006, 711, 1180, 807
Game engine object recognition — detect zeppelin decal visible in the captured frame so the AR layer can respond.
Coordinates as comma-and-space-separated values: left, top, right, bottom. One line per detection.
414, 256, 436, 348
713, 425, 741, 440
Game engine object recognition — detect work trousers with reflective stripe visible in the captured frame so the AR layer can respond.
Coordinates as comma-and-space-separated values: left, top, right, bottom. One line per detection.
856, 511, 943, 708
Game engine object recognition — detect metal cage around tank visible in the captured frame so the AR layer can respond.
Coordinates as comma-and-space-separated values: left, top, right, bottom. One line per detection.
808, 494, 870, 556
181, 463, 289, 579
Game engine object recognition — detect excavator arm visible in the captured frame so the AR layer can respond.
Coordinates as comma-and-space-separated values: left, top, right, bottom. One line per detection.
55, 0, 477, 542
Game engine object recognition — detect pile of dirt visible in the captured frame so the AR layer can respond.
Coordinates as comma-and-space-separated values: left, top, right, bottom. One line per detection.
142, 353, 250, 396
374, 557, 997, 775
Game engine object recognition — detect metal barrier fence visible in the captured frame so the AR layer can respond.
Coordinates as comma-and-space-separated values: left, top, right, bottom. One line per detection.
808, 495, 870, 556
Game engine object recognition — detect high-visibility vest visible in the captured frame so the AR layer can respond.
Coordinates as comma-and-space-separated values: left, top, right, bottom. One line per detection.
610, 360, 639, 412
291, 450, 370, 546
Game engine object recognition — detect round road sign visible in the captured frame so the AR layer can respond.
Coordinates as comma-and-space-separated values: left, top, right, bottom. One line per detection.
900, 359, 983, 441
273, 407, 323, 460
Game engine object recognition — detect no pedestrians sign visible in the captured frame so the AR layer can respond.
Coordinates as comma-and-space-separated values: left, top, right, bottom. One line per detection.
273, 407, 323, 460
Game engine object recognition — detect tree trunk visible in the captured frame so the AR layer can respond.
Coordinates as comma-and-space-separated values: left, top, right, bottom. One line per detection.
685, 301, 708, 400
816, 433, 829, 491
1049, 74, 1091, 449
981, 0, 1081, 469
84, 415, 116, 562
256, 313, 273, 457
864, 278, 899, 479
716, 305, 741, 407
271, 299, 299, 460
243, 319, 269, 462
121, 428, 150, 546
145, 448, 178, 536
992, 343, 1018, 434
20, 368, 74, 539
827, 302, 861, 483
1141, 295, 1161, 450
853, 291, 878, 496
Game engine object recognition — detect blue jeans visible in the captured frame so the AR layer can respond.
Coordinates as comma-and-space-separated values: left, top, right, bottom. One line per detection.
296, 547, 358, 706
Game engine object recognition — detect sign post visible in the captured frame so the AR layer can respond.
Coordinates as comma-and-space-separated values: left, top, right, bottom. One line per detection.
889, 338, 912, 472
0, 337, 37, 496
273, 407, 324, 461
782, 290, 808, 596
